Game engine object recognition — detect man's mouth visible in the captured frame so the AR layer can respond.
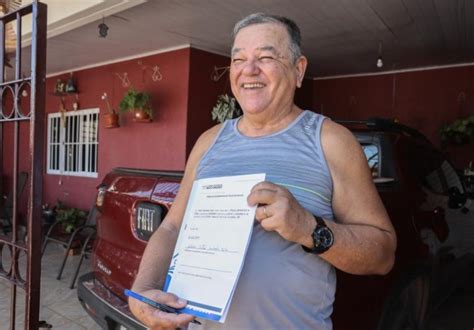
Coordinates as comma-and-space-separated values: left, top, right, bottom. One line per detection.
242, 83, 265, 89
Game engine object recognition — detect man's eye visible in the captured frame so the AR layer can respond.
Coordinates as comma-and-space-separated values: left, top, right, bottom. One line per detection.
259, 56, 275, 62
232, 58, 244, 63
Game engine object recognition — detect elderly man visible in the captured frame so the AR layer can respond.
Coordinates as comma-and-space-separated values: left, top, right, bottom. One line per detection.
129, 13, 396, 329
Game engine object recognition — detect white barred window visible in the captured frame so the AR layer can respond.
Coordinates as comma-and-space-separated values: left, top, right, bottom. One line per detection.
47, 108, 99, 178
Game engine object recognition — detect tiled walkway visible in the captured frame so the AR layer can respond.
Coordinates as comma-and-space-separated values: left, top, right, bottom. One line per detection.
0, 244, 100, 329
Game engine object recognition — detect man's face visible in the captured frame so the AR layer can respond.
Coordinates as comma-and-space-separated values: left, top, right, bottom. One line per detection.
230, 23, 306, 116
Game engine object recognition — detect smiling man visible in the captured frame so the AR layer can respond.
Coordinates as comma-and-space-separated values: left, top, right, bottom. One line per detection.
129, 13, 396, 329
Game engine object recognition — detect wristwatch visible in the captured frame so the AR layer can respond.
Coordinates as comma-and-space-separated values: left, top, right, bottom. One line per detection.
302, 215, 334, 254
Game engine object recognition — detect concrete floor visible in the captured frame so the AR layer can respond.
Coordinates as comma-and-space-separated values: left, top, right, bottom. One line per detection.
0, 243, 100, 329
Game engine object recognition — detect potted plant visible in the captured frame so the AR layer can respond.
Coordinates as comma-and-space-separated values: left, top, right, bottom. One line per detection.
101, 92, 119, 128
212, 94, 242, 123
119, 88, 153, 121
55, 201, 88, 234
439, 115, 474, 147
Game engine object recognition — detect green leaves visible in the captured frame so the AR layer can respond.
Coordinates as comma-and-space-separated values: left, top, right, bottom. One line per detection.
212, 94, 242, 123
119, 88, 152, 116
55, 202, 88, 233
439, 115, 474, 146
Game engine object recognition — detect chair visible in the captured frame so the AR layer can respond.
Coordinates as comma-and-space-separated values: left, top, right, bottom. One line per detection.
0, 172, 28, 234
69, 227, 96, 289
41, 206, 98, 281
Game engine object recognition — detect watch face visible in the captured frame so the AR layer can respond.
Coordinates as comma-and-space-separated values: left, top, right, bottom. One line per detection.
314, 227, 334, 250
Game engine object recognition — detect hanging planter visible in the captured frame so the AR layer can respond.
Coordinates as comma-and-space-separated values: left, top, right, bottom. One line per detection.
104, 112, 120, 128
101, 92, 120, 128
133, 109, 152, 121
439, 115, 474, 147
119, 88, 153, 122
211, 94, 241, 123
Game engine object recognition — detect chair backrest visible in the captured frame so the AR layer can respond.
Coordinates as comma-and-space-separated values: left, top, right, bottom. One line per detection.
85, 206, 99, 227
1, 171, 28, 219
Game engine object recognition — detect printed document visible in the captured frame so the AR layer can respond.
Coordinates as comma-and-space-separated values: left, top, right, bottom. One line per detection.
163, 173, 265, 323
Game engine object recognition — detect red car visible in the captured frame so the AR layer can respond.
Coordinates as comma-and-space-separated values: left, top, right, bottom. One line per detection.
77, 119, 474, 329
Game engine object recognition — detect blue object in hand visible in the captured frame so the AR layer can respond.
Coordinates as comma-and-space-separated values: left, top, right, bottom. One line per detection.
124, 289, 201, 325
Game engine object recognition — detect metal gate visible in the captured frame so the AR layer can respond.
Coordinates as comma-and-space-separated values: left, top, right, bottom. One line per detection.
0, 1, 46, 329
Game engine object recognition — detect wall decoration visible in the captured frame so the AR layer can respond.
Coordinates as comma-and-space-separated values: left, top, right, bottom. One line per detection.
101, 92, 119, 128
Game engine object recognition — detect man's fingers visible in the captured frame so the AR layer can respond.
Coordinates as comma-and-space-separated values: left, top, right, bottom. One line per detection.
129, 289, 195, 330
149, 292, 193, 326
260, 217, 278, 231
152, 291, 187, 309
176, 313, 197, 326
256, 205, 273, 221
151, 310, 195, 328
250, 181, 279, 193
150, 310, 175, 329
248, 188, 277, 206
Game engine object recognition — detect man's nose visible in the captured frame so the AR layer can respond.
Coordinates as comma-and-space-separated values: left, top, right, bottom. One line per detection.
241, 59, 261, 75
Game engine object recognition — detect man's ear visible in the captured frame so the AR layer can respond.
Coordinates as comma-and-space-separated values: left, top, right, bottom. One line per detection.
295, 56, 308, 88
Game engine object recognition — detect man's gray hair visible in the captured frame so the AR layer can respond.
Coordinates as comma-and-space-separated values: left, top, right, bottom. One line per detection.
232, 13, 302, 63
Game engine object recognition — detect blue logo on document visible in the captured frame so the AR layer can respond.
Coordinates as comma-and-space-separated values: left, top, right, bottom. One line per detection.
163, 252, 179, 291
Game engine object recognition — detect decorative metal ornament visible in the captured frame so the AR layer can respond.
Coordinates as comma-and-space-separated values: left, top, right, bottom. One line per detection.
98, 17, 109, 38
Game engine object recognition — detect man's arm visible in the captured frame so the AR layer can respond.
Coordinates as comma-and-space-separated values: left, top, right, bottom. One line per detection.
316, 119, 397, 275
129, 124, 221, 328
249, 119, 396, 275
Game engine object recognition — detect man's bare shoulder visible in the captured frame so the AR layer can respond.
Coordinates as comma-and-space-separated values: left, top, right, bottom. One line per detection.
198, 123, 223, 146
185, 123, 223, 171
192, 123, 223, 157
320, 118, 369, 180
321, 119, 360, 156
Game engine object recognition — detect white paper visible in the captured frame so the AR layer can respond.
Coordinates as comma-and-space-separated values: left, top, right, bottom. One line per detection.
164, 173, 265, 323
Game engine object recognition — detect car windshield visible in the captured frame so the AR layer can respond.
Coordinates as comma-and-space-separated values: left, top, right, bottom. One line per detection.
362, 144, 379, 177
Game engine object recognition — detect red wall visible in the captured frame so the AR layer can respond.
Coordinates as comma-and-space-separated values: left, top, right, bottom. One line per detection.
186, 48, 230, 156
310, 65, 474, 168
2, 47, 230, 211
41, 48, 192, 209
295, 77, 315, 110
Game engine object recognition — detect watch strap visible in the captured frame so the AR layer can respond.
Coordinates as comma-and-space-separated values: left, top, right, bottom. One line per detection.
313, 214, 326, 228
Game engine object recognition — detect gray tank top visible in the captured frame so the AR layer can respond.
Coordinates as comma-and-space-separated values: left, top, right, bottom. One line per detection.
192, 110, 336, 330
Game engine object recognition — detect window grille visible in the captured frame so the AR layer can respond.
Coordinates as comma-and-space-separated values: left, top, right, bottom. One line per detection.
47, 108, 99, 177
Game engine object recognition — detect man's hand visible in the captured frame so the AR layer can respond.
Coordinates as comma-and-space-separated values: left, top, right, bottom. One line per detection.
248, 181, 315, 247
128, 289, 195, 330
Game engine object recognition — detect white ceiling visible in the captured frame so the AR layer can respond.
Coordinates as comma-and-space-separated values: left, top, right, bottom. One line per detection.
10, 0, 474, 78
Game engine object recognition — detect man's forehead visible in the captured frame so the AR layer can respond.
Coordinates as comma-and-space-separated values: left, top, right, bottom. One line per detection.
235, 23, 288, 40
232, 23, 289, 51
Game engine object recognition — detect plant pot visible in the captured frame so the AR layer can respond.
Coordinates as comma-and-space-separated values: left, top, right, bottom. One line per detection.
133, 109, 152, 122
104, 113, 120, 128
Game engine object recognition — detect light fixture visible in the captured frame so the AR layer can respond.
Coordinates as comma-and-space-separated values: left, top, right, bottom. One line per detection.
376, 42, 383, 68
376, 57, 383, 68
98, 16, 109, 38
